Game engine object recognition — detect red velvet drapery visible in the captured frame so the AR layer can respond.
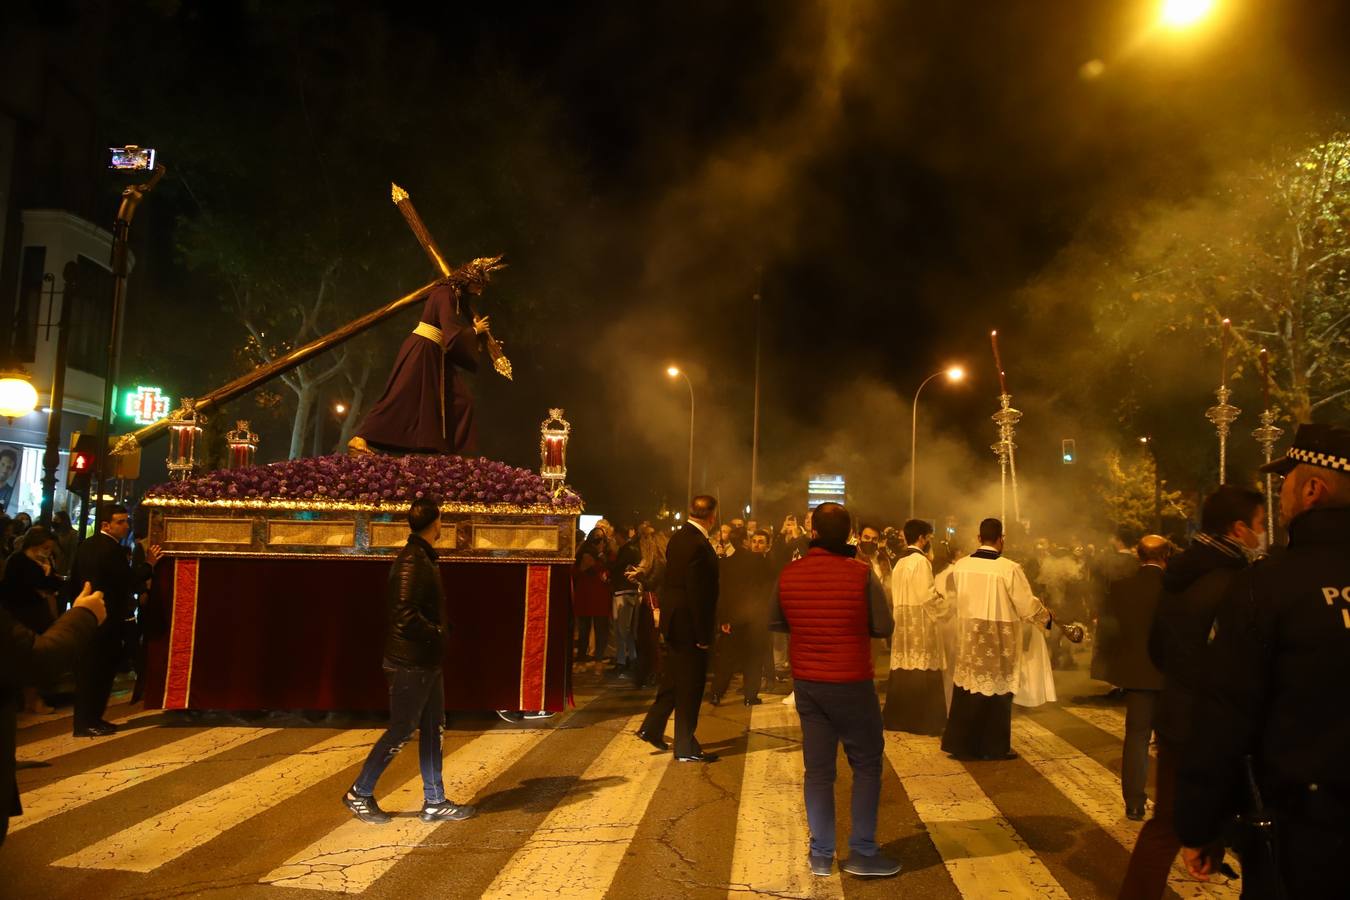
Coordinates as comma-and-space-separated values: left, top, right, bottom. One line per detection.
141, 557, 572, 712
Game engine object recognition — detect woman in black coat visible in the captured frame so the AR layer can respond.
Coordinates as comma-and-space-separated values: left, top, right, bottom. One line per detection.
1, 528, 65, 713
3, 585, 104, 844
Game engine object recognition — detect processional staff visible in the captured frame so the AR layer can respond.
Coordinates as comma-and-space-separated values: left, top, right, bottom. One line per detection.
989, 330, 1022, 525
1205, 318, 1241, 485
1251, 347, 1283, 539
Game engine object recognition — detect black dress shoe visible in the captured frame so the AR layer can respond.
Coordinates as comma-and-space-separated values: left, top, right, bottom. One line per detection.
1125, 805, 1146, 821
97, 720, 121, 733
707, 692, 722, 707
744, 697, 763, 706
676, 751, 720, 763
636, 729, 669, 752
74, 723, 117, 737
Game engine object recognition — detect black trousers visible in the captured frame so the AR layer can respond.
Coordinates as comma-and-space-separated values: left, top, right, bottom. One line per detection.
575, 615, 610, 659
74, 627, 122, 731
633, 602, 660, 688
1122, 689, 1158, 810
941, 685, 1014, 759
639, 643, 707, 757
711, 624, 763, 701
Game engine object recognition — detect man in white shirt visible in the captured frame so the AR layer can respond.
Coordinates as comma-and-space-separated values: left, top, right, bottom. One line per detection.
883, 519, 950, 735
939, 517, 1051, 760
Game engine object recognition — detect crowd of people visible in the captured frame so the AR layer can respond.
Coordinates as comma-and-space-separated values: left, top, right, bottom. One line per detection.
6, 423, 1348, 896
0, 504, 159, 722
567, 422, 1350, 894
2, 501, 159, 843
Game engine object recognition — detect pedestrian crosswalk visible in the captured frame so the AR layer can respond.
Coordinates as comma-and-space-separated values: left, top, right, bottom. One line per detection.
10, 683, 1244, 899
729, 702, 844, 898
882, 731, 1071, 898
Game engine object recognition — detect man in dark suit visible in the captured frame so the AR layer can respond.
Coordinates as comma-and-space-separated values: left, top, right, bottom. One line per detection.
68, 504, 158, 737
1094, 534, 1172, 820
637, 494, 720, 762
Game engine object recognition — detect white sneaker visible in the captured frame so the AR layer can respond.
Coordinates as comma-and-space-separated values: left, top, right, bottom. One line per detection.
781, 692, 796, 707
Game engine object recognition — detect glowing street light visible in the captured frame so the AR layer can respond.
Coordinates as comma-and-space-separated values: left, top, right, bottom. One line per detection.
910, 365, 966, 519
334, 402, 348, 415
666, 365, 695, 513
0, 372, 38, 421
1159, 0, 1216, 29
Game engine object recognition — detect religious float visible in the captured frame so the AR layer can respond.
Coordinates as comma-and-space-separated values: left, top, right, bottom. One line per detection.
109, 184, 583, 713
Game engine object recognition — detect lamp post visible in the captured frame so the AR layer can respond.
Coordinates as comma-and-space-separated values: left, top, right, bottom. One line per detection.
667, 365, 694, 512
910, 365, 965, 520
94, 158, 166, 506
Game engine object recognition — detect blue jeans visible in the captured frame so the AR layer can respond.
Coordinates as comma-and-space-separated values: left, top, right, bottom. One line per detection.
352, 662, 445, 804
613, 591, 639, 665
794, 678, 884, 858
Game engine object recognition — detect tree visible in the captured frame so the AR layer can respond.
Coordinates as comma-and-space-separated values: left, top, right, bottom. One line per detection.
1107, 132, 1350, 424
1097, 448, 1190, 536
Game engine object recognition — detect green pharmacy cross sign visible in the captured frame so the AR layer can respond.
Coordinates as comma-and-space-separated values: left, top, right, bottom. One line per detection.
123, 385, 172, 426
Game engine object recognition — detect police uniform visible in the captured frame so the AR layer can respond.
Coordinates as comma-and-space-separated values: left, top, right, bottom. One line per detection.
1175, 424, 1350, 898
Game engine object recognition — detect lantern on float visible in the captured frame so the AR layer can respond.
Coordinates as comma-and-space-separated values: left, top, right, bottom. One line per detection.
539, 408, 570, 492
167, 398, 203, 480
225, 419, 259, 469
0, 371, 38, 421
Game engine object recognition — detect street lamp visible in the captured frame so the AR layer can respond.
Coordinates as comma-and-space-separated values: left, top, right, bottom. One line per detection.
1159, 0, 1216, 29
0, 371, 38, 421
910, 365, 965, 520
334, 402, 348, 415
667, 365, 695, 513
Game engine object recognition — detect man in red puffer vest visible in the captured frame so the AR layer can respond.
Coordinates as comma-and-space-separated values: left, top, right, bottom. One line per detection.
771, 502, 898, 880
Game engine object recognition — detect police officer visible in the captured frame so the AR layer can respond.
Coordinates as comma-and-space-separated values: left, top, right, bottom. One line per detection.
1176, 424, 1350, 898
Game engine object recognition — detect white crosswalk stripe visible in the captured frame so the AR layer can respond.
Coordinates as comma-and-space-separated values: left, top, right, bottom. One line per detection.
10, 727, 276, 834
262, 691, 606, 894
1058, 704, 1159, 761
52, 729, 383, 873
15, 708, 161, 763
883, 731, 1070, 898
728, 702, 844, 898
18, 688, 1248, 898
1012, 716, 1240, 898
478, 713, 674, 898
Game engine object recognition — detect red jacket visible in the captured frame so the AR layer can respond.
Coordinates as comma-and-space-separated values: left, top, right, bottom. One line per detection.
777, 547, 875, 683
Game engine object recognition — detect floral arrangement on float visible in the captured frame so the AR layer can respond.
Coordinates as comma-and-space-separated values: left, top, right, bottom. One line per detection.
143, 452, 582, 514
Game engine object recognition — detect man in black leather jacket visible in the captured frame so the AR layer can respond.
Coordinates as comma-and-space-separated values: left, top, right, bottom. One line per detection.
343, 497, 476, 825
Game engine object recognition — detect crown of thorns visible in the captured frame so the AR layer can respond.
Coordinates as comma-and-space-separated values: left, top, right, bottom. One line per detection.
453, 254, 505, 287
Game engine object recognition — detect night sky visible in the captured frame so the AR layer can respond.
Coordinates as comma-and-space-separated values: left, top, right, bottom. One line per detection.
20, 0, 1350, 528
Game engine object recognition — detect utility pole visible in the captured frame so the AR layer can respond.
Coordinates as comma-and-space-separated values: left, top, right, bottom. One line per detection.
749, 275, 762, 518
39, 262, 77, 525
93, 162, 165, 511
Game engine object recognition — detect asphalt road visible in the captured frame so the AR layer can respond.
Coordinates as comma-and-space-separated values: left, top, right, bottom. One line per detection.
7, 662, 1241, 899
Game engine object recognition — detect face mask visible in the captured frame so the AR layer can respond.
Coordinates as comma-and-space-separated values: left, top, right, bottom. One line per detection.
859, 541, 877, 556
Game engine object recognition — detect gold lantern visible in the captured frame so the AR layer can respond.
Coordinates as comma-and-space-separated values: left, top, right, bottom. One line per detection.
226, 419, 259, 469
167, 398, 203, 480
539, 408, 570, 492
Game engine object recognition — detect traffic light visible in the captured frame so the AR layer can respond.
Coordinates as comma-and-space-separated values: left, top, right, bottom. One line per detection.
1061, 438, 1077, 465
67, 432, 97, 492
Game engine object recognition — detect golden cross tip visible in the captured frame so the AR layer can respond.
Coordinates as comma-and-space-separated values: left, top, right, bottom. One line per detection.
391, 183, 409, 203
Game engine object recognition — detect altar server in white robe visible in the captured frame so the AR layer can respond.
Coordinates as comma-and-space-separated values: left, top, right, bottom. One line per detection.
883, 518, 951, 735
939, 517, 1051, 760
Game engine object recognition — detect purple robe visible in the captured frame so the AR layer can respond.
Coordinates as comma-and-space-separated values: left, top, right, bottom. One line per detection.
356, 285, 480, 454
